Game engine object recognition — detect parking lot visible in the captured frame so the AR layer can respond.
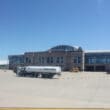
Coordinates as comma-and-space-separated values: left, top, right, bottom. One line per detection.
0, 70, 110, 108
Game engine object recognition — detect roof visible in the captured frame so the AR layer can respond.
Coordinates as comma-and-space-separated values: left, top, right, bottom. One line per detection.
49, 45, 83, 52
85, 50, 110, 53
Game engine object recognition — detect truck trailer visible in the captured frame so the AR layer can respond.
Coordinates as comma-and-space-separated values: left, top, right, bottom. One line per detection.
16, 66, 61, 78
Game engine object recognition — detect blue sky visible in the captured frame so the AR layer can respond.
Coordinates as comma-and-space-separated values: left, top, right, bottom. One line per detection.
0, 0, 110, 60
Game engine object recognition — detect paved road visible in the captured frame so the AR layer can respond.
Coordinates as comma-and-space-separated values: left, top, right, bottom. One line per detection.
0, 70, 110, 108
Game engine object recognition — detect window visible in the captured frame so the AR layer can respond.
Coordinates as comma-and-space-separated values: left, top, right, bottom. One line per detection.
74, 56, 81, 64
50, 57, 53, 63
47, 57, 50, 64
88, 58, 96, 64
74, 58, 77, 64
39, 57, 41, 64
56, 57, 64, 64
26, 57, 31, 64
78, 57, 81, 64
106, 57, 110, 64
96, 57, 106, 64
26, 57, 28, 63
61, 57, 64, 63
56, 57, 60, 63
41, 57, 44, 64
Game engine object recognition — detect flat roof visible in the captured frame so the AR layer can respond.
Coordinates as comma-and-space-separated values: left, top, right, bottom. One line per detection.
85, 50, 110, 53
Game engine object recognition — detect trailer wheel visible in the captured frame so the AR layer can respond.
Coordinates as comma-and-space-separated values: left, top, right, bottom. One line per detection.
17, 72, 21, 76
20, 73, 23, 77
41, 74, 48, 78
22, 73, 26, 77
41, 74, 55, 78
48, 74, 55, 78
35, 74, 39, 78
31, 73, 35, 77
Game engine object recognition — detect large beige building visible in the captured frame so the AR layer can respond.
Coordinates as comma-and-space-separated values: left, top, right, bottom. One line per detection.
8, 45, 84, 71
9, 45, 110, 72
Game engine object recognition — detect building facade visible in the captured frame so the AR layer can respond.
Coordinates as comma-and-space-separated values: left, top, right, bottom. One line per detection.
85, 51, 110, 71
8, 45, 110, 72
8, 45, 84, 71
8, 54, 24, 70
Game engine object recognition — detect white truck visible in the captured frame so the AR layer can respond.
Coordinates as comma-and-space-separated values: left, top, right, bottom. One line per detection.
16, 66, 61, 78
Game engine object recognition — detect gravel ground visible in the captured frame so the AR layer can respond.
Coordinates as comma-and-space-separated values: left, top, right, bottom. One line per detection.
0, 70, 110, 108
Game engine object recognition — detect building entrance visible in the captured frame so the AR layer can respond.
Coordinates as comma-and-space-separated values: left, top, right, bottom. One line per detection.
85, 66, 94, 71
95, 66, 105, 71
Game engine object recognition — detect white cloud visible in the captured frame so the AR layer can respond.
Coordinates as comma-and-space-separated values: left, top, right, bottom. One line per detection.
0, 60, 9, 65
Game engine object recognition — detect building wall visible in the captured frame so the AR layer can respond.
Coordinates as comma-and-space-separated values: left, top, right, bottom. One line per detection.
85, 52, 110, 71
24, 51, 84, 71
8, 55, 25, 70
8, 50, 110, 72
10, 45, 110, 72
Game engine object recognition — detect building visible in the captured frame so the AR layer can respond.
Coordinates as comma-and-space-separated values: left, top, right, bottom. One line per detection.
8, 54, 24, 70
8, 45, 84, 71
85, 51, 110, 71
8, 45, 110, 72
